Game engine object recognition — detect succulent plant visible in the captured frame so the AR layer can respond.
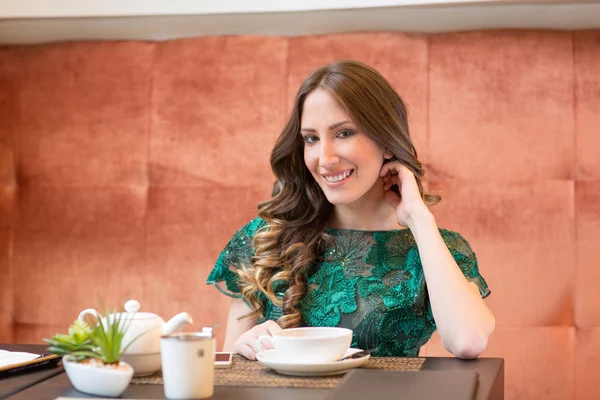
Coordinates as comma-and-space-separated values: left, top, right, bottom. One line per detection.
44, 319, 95, 362
90, 307, 134, 365
44, 305, 136, 365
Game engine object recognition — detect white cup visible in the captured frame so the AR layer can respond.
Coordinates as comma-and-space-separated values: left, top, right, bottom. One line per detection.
201, 327, 217, 355
161, 332, 214, 399
255, 327, 352, 363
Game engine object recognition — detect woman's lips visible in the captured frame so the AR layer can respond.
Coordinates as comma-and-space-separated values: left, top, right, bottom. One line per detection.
321, 169, 354, 187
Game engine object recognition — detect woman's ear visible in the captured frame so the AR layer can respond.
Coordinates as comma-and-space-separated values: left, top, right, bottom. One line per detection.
383, 150, 394, 160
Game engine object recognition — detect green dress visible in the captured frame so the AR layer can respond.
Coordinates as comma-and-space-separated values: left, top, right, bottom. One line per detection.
206, 217, 490, 357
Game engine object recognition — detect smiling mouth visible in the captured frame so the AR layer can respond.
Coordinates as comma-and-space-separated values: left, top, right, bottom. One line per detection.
322, 169, 354, 184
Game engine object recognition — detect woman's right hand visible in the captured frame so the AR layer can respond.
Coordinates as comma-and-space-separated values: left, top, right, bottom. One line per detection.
233, 320, 282, 360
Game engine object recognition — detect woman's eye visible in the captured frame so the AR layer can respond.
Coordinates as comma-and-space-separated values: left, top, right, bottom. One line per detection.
337, 129, 355, 138
303, 135, 319, 143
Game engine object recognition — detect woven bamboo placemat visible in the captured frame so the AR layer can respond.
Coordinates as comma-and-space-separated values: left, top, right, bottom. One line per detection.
131, 355, 425, 389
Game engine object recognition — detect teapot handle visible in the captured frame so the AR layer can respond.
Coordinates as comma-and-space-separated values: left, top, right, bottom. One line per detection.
78, 308, 100, 325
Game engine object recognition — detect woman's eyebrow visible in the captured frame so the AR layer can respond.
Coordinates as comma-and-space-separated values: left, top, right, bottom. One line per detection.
328, 120, 351, 130
300, 120, 351, 133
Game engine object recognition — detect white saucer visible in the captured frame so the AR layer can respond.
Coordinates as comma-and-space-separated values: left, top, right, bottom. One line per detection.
255, 348, 370, 376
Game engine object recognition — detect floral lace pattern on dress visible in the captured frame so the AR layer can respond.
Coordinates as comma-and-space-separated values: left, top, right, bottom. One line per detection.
207, 218, 490, 357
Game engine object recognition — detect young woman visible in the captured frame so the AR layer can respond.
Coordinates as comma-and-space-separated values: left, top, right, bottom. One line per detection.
207, 60, 494, 360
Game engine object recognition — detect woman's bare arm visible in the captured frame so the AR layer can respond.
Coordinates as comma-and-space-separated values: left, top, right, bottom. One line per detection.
222, 298, 258, 352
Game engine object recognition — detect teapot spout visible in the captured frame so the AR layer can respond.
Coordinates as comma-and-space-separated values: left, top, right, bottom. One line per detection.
161, 312, 193, 335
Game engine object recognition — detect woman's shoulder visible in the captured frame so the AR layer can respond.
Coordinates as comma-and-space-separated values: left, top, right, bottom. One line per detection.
438, 227, 469, 242
437, 228, 476, 256
235, 216, 268, 238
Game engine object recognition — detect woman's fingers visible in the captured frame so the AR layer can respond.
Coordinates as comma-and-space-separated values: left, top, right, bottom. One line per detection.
237, 320, 281, 358
395, 164, 417, 183
264, 320, 283, 335
380, 161, 415, 180
380, 161, 401, 177
381, 162, 402, 189
381, 162, 421, 195
259, 340, 275, 351
384, 172, 400, 191
237, 343, 257, 360
260, 321, 280, 350
235, 320, 283, 361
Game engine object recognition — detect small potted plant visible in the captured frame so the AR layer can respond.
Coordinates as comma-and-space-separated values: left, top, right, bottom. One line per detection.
45, 307, 136, 398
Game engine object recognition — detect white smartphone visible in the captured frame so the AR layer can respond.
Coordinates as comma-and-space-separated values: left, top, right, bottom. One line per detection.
214, 352, 233, 369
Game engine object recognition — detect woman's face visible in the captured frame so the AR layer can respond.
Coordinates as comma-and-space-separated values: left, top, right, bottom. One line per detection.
300, 89, 387, 206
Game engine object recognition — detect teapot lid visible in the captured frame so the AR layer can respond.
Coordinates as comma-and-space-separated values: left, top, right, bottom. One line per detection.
123, 299, 159, 320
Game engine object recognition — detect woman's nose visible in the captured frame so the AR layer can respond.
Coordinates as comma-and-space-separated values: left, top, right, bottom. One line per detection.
319, 143, 340, 167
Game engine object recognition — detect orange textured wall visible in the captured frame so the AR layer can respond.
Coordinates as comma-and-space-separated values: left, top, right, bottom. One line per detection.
0, 30, 599, 399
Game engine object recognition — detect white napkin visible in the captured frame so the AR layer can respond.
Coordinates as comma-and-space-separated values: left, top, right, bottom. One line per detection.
0, 349, 40, 368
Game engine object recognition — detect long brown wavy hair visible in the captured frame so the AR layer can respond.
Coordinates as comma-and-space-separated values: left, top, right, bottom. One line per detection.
236, 60, 440, 328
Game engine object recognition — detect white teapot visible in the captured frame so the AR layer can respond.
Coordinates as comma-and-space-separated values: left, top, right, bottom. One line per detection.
78, 299, 193, 376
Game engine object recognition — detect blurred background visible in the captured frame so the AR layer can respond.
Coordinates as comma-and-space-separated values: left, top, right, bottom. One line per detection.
1, 1, 599, 399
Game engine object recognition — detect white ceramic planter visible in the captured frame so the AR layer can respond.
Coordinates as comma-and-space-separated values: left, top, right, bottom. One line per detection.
63, 356, 134, 398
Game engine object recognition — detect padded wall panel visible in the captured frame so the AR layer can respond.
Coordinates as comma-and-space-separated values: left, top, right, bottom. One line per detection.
431, 180, 575, 327
15, 42, 153, 186
429, 31, 574, 182
574, 31, 600, 180
575, 181, 600, 327
0, 190, 13, 343
149, 37, 287, 187
0, 48, 17, 343
14, 323, 65, 345
12, 187, 147, 326
575, 328, 600, 400
0, 48, 17, 186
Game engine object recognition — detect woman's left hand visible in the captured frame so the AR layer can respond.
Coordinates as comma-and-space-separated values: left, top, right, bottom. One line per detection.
380, 161, 432, 228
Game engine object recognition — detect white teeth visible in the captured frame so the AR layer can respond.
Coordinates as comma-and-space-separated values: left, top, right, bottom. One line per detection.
324, 170, 351, 183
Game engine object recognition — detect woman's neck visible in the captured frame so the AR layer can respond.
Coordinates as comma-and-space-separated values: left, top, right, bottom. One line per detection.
328, 181, 404, 231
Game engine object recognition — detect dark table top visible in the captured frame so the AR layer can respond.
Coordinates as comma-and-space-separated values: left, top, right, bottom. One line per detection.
0, 345, 64, 400
1, 344, 504, 400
